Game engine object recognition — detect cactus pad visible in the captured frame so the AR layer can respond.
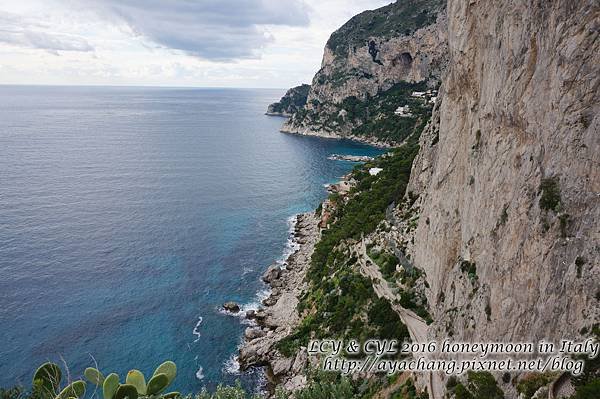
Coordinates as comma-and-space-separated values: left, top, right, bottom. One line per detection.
33, 362, 62, 398
146, 374, 169, 395
152, 362, 176, 385
84, 368, 105, 386
55, 380, 86, 399
125, 370, 146, 395
102, 373, 119, 399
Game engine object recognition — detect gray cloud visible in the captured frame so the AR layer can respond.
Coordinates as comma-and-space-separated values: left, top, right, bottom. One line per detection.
87, 0, 311, 61
0, 13, 93, 54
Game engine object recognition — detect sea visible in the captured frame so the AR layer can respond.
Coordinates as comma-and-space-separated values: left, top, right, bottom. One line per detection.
0, 86, 384, 394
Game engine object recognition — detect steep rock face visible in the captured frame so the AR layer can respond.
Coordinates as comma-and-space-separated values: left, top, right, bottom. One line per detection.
281, 0, 448, 144
266, 84, 310, 116
407, 0, 599, 393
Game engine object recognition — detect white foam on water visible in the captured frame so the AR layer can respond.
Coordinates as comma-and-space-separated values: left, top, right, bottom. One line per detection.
192, 316, 203, 343
195, 366, 204, 380
276, 214, 300, 268
223, 354, 241, 375
220, 289, 271, 325
219, 213, 304, 385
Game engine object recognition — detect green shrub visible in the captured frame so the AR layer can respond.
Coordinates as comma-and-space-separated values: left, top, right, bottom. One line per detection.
454, 383, 474, 399
294, 377, 354, 399
368, 249, 399, 280
571, 380, 600, 399
446, 376, 458, 390
0, 387, 43, 399
539, 177, 561, 212
466, 372, 504, 399
576, 256, 586, 278
451, 372, 504, 399
516, 373, 552, 399
571, 341, 600, 399
192, 382, 259, 399
460, 260, 478, 282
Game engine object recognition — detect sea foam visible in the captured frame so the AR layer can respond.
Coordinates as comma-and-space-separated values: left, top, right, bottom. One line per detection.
192, 316, 203, 343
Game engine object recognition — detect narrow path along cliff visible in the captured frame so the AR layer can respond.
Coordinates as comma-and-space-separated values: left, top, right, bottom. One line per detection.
357, 237, 444, 399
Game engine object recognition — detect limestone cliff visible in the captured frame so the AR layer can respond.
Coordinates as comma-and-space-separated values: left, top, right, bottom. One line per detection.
403, 0, 599, 396
281, 0, 448, 145
246, 1, 599, 398
266, 84, 310, 116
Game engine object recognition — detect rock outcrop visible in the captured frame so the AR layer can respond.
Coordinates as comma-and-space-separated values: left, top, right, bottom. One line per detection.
222, 301, 240, 313
281, 0, 448, 144
266, 84, 310, 116
403, 0, 600, 396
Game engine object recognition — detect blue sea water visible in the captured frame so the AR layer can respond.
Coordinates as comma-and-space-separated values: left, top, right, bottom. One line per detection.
0, 86, 383, 393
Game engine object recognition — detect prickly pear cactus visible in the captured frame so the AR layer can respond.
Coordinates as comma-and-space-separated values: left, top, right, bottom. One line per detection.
152, 362, 176, 385
31, 360, 177, 399
114, 384, 138, 399
102, 373, 119, 399
125, 370, 146, 395
84, 367, 105, 386
146, 374, 169, 396
55, 381, 86, 399
33, 362, 62, 398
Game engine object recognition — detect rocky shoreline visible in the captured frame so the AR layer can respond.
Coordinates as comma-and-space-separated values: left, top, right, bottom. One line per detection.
280, 124, 396, 149
327, 154, 374, 162
264, 112, 291, 117
235, 212, 321, 394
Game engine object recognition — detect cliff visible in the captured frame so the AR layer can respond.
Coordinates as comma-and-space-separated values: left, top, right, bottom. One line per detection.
402, 0, 600, 397
266, 84, 310, 116
281, 0, 448, 146
242, 0, 599, 398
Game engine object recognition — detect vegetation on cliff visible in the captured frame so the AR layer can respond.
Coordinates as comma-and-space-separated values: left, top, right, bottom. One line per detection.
326, 0, 444, 59
277, 132, 422, 357
266, 84, 310, 116
446, 372, 504, 399
343, 81, 434, 142
277, 371, 427, 399
288, 81, 434, 144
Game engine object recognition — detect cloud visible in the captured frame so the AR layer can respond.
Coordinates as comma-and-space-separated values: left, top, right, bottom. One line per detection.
0, 0, 392, 87
0, 12, 93, 54
85, 0, 311, 61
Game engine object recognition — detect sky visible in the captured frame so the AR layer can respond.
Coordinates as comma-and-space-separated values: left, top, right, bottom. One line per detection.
0, 0, 392, 88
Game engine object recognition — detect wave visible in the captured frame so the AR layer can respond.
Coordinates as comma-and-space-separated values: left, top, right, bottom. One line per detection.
192, 316, 203, 343
220, 213, 302, 386
222, 352, 268, 398
223, 353, 241, 375
219, 289, 270, 325
276, 214, 300, 268
195, 366, 205, 380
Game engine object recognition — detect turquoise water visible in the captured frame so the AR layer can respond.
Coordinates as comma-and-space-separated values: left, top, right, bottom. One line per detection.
0, 86, 384, 393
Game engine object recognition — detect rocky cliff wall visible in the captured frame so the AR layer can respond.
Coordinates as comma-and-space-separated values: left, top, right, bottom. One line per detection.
406, 0, 599, 394
281, 0, 448, 144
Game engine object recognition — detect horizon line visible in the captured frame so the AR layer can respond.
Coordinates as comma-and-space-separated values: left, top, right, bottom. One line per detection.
0, 83, 288, 90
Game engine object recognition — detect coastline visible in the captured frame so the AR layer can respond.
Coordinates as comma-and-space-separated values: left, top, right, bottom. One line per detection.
264, 110, 396, 148
279, 125, 396, 149
236, 211, 321, 394
264, 112, 292, 117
